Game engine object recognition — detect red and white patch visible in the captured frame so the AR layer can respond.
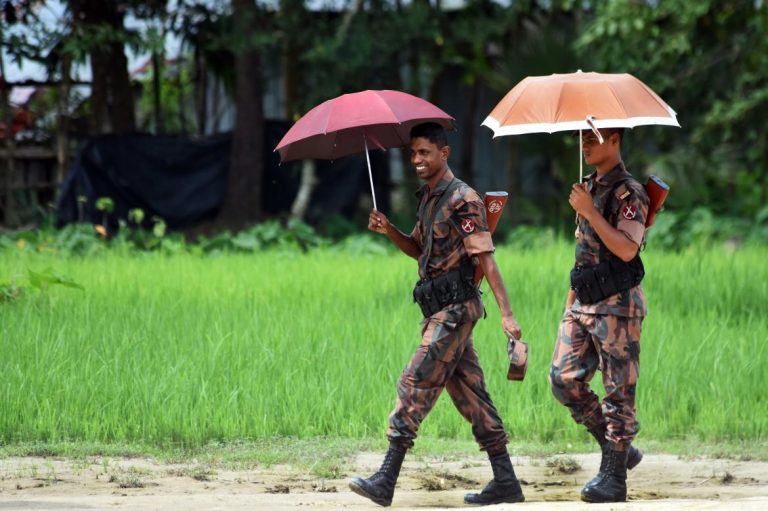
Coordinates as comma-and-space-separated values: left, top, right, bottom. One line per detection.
488, 200, 502, 214
622, 204, 637, 220
461, 219, 476, 233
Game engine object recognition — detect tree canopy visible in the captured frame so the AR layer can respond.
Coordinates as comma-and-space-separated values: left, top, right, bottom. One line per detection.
2, 0, 766, 232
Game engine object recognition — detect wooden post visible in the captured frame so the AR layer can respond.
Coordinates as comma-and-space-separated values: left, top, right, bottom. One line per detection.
0, 54, 18, 227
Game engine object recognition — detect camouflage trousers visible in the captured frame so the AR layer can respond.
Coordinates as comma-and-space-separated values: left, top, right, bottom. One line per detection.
387, 314, 509, 453
549, 310, 642, 449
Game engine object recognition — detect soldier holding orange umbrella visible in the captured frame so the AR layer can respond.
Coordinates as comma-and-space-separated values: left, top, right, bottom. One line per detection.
550, 127, 648, 503
483, 70, 678, 503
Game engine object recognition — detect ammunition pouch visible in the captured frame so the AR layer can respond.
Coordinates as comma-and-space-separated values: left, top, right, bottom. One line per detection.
413, 263, 478, 318
570, 256, 645, 304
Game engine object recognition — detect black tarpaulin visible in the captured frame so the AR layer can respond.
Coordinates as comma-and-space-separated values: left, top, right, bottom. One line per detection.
56, 122, 390, 232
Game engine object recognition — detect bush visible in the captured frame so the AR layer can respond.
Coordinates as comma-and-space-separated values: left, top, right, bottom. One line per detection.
2, 205, 766, 258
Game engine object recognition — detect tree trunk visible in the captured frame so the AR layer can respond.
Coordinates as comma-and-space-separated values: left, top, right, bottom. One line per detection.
176, 55, 188, 135
460, 76, 480, 185
279, 0, 305, 120
152, 50, 164, 134
88, 51, 110, 133
193, 46, 208, 136
0, 56, 18, 227
106, 36, 136, 134
290, 160, 316, 221
70, 0, 136, 134
279, 0, 317, 221
56, 52, 72, 185
216, 0, 264, 227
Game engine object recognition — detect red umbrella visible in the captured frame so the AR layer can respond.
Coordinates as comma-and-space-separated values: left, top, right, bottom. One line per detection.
275, 90, 454, 209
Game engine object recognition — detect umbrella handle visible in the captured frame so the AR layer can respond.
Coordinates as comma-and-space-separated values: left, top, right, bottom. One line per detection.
585, 116, 604, 144
363, 135, 378, 211
579, 129, 583, 183
577, 130, 583, 226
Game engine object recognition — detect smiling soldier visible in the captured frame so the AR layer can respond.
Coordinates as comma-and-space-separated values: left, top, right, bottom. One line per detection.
348, 122, 525, 507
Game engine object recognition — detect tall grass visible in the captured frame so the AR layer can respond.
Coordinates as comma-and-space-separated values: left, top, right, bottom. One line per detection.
1, 243, 766, 448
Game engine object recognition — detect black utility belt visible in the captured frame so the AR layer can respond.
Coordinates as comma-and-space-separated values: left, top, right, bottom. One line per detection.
413, 266, 478, 318
570, 257, 645, 305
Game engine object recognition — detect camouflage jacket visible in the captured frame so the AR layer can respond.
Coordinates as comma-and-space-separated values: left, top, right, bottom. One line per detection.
572, 163, 649, 318
410, 169, 493, 322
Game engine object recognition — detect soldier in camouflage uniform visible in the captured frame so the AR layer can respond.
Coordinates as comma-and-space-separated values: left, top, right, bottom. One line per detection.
549, 127, 649, 503
349, 122, 525, 507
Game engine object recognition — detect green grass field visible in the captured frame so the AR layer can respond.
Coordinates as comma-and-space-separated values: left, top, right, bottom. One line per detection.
1, 242, 766, 457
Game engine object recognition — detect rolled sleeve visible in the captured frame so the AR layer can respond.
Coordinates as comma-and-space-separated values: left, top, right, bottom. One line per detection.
463, 231, 494, 255
618, 219, 645, 247
615, 188, 649, 247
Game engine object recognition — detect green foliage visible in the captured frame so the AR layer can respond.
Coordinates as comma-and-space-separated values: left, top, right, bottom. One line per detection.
299, 2, 408, 109
645, 206, 768, 250
128, 208, 145, 224
51, 224, 108, 256
4, 1, 767, 233
578, 0, 768, 219
195, 219, 328, 254
94, 197, 114, 214
314, 214, 359, 240
0, 266, 83, 303
1, 206, 765, 262
334, 233, 392, 256
65, 21, 143, 61
505, 225, 559, 250
27, 267, 84, 292
0, 276, 23, 303
0, 1, 57, 68
136, 64, 195, 134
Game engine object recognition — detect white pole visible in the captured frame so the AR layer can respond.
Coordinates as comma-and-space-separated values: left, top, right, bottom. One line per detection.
579, 128, 583, 183
364, 135, 378, 211
576, 128, 583, 226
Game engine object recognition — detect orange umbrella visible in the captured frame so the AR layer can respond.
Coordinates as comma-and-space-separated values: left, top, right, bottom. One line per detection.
482, 70, 680, 179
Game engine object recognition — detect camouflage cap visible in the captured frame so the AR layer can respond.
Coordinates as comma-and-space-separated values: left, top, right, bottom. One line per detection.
506, 338, 529, 381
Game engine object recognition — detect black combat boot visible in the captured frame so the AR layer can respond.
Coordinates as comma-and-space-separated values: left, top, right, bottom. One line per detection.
587, 423, 643, 470
464, 450, 525, 505
349, 444, 406, 507
580, 446, 629, 503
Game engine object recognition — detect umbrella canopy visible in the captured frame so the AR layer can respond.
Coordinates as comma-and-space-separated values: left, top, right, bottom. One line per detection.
482, 70, 679, 180
275, 90, 453, 210
275, 90, 454, 162
482, 70, 679, 137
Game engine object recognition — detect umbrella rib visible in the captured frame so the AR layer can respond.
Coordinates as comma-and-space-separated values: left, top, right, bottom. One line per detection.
607, 84, 629, 118
501, 80, 534, 125
368, 91, 399, 126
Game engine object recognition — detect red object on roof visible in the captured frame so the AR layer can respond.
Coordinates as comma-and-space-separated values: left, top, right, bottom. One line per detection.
0, 109, 34, 139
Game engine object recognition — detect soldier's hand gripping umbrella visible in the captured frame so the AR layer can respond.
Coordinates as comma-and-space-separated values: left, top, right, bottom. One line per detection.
274, 89, 454, 210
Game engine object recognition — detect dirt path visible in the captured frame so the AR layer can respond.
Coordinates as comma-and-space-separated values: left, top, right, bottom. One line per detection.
1, 452, 766, 510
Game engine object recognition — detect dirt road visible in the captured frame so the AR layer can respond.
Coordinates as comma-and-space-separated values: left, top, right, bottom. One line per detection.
1, 452, 766, 510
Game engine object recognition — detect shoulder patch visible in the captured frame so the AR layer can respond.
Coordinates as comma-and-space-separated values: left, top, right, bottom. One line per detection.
626, 178, 649, 200
463, 187, 482, 203
452, 182, 481, 210
621, 204, 638, 220
615, 184, 631, 201
453, 198, 467, 211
